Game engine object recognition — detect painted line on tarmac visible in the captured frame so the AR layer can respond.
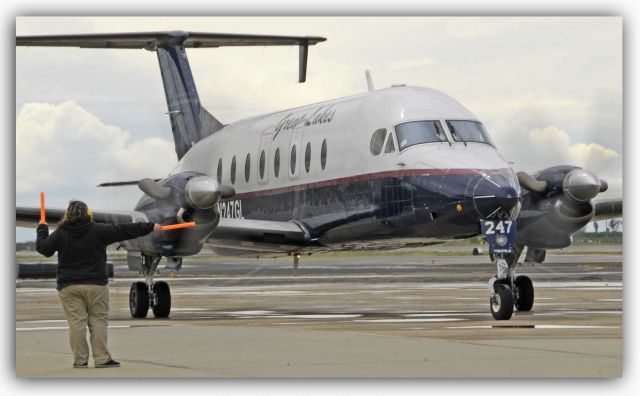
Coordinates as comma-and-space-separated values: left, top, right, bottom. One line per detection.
16, 325, 131, 332
354, 318, 466, 323
445, 324, 621, 330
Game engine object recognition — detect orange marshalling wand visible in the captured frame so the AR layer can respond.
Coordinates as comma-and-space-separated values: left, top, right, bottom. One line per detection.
159, 222, 196, 231
39, 192, 46, 224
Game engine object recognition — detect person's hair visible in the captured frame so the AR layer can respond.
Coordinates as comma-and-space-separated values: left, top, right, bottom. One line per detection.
59, 200, 91, 225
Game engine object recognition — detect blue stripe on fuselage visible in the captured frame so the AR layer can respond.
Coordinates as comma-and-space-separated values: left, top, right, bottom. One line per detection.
224, 170, 516, 243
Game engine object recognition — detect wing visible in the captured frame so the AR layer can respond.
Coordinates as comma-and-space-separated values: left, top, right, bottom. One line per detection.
592, 199, 623, 221
206, 218, 311, 254
16, 206, 134, 228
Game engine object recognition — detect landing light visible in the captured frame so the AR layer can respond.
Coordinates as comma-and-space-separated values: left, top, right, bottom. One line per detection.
456, 203, 463, 213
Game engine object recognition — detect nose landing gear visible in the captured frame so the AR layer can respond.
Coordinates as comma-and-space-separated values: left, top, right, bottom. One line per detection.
481, 219, 534, 320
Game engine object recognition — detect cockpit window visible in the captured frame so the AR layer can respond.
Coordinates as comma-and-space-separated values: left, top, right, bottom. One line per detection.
446, 120, 494, 146
384, 134, 396, 153
395, 121, 446, 151
370, 128, 387, 155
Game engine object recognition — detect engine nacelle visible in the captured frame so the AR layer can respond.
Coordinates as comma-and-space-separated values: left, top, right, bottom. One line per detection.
515, 165, 601, 249
129, 171, 222, 256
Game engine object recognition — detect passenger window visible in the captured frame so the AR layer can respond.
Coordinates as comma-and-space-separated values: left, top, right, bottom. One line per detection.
370, 128, 387, 155
259, 150, 266, 179
230, 156, 236, 184
290, 145, 297, 175
274, 148, 280, 178
305, 142, 311, 173
395, 121, 446, 151
320, 139, 327, 170
216, 158, 222, 183
384, 134, 396, 153
245, 153, 251, 182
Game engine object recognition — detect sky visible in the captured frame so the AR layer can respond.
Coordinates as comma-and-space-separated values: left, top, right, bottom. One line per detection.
15, 16, 623, 241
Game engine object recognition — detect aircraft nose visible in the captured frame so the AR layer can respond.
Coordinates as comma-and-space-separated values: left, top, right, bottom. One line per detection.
469, 173, 521, 219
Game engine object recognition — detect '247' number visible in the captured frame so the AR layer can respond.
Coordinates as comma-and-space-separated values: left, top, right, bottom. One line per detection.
484, 220, 512, 235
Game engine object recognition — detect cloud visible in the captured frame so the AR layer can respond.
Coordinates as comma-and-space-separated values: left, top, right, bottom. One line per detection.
388, 57, 434, 71
495, 125, 622, 199
16, 101, 176, 212
569, 143, 620, 175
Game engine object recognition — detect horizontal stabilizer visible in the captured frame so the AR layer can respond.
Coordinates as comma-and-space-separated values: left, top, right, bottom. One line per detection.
16, 31, 326, 83
16, 31, 326, 49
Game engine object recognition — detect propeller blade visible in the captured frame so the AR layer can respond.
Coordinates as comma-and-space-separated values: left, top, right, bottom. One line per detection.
138, 178, 172, 200
516, 171, 548, 193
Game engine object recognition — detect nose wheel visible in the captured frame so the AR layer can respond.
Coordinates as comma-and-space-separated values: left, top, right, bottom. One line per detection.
128, 255, 172, 318
481, 219, 534, 320
490, 283, 514, 320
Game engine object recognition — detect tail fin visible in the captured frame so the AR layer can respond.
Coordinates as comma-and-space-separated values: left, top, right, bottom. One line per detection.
155, 34, 224, 158
17, 31, 326, 159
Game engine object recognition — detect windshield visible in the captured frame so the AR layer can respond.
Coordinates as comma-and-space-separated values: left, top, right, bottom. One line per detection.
446, 120, 494, 146
395, 121, 446, 151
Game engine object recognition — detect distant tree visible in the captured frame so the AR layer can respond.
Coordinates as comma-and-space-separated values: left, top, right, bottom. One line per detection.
609, 219, 620, 233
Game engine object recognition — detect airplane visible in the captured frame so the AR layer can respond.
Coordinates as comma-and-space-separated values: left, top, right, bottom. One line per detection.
16, 30, 623, 321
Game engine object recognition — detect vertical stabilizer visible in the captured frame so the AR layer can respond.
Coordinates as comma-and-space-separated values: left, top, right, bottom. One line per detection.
156, 33, 224, 159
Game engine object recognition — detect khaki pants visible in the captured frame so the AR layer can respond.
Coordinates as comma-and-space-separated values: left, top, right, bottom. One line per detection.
58, 284, 111, 365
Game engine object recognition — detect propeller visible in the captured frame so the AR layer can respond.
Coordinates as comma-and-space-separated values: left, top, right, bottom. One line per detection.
517, 168, 607, 202
138, 175, 235, 210
562, 168, 607, 202
516, 171, 548, 194
138, 178, 172, 200
185, 176, 223, 209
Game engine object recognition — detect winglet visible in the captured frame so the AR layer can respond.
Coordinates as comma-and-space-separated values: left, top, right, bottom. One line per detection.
299, 40, 309, 83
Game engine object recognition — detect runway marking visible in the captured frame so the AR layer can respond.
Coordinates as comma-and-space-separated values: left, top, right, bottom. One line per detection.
403, 312, 487, 317
17, 320, 67, 324
273, 314, 363, 319
354, 318, 466, 323
16, 325, 131, 332
533, 310, 621, 316
221, 310, 276, 315
446, 324, 620, 330
598, 299, 623, 302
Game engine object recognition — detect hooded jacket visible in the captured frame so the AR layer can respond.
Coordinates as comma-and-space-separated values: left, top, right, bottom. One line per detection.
36, 217, 155, 290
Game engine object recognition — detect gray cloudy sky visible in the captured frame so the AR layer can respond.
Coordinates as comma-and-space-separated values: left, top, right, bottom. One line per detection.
15, 16, 622, 241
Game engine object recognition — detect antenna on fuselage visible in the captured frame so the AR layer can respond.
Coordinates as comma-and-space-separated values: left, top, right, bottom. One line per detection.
365, 70, 375, 92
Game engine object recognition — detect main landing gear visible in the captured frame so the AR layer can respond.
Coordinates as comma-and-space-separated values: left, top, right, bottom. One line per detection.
481, 219, 534, 320
487, 247, 535, 320
129, 255, 172, 318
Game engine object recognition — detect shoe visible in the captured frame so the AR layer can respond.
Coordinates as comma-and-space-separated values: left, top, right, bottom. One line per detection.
95, 358, 121, 368
73, 363, 88, 368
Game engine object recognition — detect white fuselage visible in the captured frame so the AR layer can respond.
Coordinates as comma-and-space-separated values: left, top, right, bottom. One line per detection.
173, 85, 511, 195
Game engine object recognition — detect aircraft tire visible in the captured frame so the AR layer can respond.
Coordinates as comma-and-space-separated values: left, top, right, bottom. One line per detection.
152, 281, 171, 318
514, 275, 534, 312
129, 281, 149, 318
490, 283, 514, 320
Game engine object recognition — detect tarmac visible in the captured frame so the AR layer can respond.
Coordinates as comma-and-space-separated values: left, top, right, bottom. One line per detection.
15, 247, 623, 378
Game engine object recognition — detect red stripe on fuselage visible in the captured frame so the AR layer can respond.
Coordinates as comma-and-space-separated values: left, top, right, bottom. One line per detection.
227, 168, 513, 200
